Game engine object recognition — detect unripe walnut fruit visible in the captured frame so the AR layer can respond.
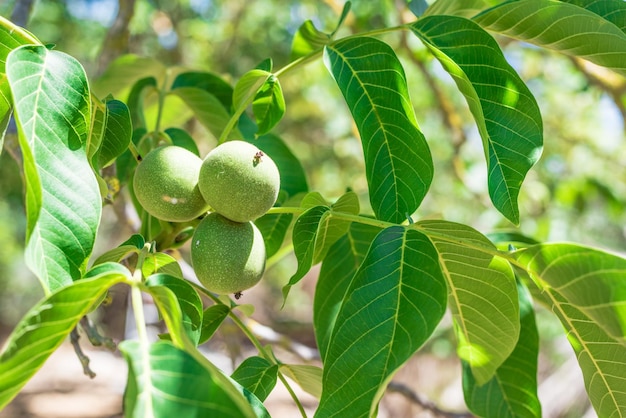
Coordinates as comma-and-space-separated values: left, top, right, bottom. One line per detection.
191, 212, 266, 295
198, 140, 280, 222
133, 146, 208, 222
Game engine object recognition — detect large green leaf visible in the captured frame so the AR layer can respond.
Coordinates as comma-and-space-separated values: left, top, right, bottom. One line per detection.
324, 37, 433, 224
121, 340, 262, 418
252, 74, 285, 135
418, 220, 519, 384
463, 280, 541, 418
424, 0, 502, 17
314, 222, 381, 361
0, 263, 131, 409
518, 244, 626, 347
474, 0, 626, 77
0, 16, 39, 150
410, 16, 543, 225
7, 45, 101, 292
516, 244, 626, 417
560, 0, 626, 33
141, 283, 267, 418
315, 226, 447, 417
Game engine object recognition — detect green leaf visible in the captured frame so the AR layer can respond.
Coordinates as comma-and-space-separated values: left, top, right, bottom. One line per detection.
324, 37, 433, 224
199, 304, 231, 344
316, 226, 447, 417
313, 191, 360, 264
474, 0, 626, 77
121, 340, 262, 418
233, 69, 272, 112
560, 0, 626, 34
283, 205, 329, 299
463, 280, 541, 418
291, 21, 331, 60
518, 244, 626, 347
139, 283, 266, 418
424, 0, 501, 17
253, 75, 285, 135
164, 127, 200, 156
97, 98, 132, 168
231, 356, 278, 402
169, 86, 241, 141
0, 16, 39, 149
7, 45, 102, 292
280, 364, 323, 399
142, 252, 183, 278
171, 71, 234, 110
254, 211, 293, 258
418, 220, 519, 384
301, 191, 328, 208
146, 274, 202, 346
314, 222, 381, 361
410, 16, 543, 225
516, 243, 626, 417
0, 263, 131, 408
126, 76, 158, 130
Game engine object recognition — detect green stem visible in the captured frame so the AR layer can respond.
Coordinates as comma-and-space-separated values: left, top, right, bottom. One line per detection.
218, 24, 407, 141
191, 283, 308, 417
154, 69, 171, 133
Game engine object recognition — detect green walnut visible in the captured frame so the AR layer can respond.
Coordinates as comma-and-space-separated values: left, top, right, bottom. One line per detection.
191, 212, 266, 295
198, 140, 280, 222
133, 145, 208, 222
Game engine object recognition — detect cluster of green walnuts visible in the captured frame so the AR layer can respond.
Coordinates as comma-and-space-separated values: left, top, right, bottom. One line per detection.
133, 140, 280, 297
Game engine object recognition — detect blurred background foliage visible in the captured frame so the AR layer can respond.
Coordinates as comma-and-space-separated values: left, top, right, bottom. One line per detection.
0, 0, 625, 416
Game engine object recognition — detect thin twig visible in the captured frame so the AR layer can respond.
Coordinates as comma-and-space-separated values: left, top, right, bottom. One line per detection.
387, 381, 474, 418
69, 327, 96, 379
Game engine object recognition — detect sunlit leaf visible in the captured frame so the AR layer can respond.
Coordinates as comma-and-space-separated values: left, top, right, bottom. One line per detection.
126, 76, 157, 130
282, 205, 329, 300
7, 45, 101, 292
560, 0, 626, 34
424, 0, 501, 17
253, 75, 285, 135
97, 98, 132, 168
324, 37, 433, 223
410, 16, 543, 224
0, 16, 40, 150
316, 226, 447, 417
280, 364, 323, 399
314, 222, 381, 361
418, 220, 519, 384
463, 280, 541, 418
516, 243, 626, 417
142, 252, 183, 278
171, 71, 234, 110
231, 356, 278, 402
291, 21, 330, 60
121, 340, 260, 418
233, 69, 271, 113
0, 263, 131, 408
474, 0, 626, 77
313, 191, 360, 264
146, 274, 202, 346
